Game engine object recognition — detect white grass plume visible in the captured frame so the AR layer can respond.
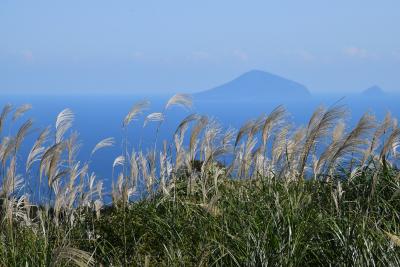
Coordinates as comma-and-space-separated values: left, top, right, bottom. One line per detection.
143, 112, 164, 127
15, 119, 33, 152
0, 104, 12, 135
56, 108, 74, 143
298, 105, 347, 177
12, 103, 32, 122
26, 127, 50, 172
165, 93, 193, 110
123, 100, 150, 127
175, 113, 200, 135
113, 155, 125, 168
91, 137, 115, 156
50, 246, 94, 267
326, 113, 375, 175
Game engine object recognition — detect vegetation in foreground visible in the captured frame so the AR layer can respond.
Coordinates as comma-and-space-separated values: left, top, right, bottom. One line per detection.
0, 95, 399, 266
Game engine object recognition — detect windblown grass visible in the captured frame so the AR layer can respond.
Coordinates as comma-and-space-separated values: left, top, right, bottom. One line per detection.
0, 95, 399, 266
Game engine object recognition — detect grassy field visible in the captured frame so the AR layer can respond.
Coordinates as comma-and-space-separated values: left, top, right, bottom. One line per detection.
0, 95, 399, 266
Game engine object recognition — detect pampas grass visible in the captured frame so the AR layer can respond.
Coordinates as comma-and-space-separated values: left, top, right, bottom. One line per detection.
0, 97, 399, 266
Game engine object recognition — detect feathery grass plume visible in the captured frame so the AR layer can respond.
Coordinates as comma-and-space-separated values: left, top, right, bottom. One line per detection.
165, 93, 193, 110
145, 150, 156, 194
189, 116, 208, 164
384, 231, 400, 247
94, 199, 103, 219
49, 169, 70, 188
39, 142, 65, 184
197, 120, 225, 176
12, 104, 32, 122
50, 247, 94, 267
2, 156, 23, 197
26, 126, 50, 172
174, 123, 189, 169
66, 131, 81, 165
222, 127, 236, 147
91, 137, 115, 156
67, 162, 82, 191
0, 103, 12, 135
0, 137, 15, 169
332, 121, 346, 143
14, 119, 33, 152
123, 100, 150, 127
272, 125, 290, 168
380, 127, 400, 164
314, 121, 346, 176
235, 119, 256, 147
298, 105, 347, 178
361, 113, 390, 166
143, 112, 164, 127
326, 113, 375, 176
116, 172, 135, 204
261, 105, 286, 150
56, 108, 74, 143
239, 120, 261, 178
159, 142, 172, 196
129, 151, 139, 188
113, 155, 125, 169
9, 194, 34, 227
174, 113, 199, 136
283, 126, 306, 174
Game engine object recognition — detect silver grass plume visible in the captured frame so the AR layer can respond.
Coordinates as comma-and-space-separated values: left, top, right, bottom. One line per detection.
314, 121, 346, 176
175, 113, 200, 136
174, 123, 189, 169
12, 103, 32, 122
0, 137, 15, 169
26, 126, 50, 172
326, 113, 375, 176
143, 112, 164, 127
123, 100, 150, 127
298, 105, 347, 178
261, 105, 286, 151
146, 150, 156, 194
91, 137, 115, 156
50, 246, 94, 267
15, 119, 33, 152
284, 126, 306, 175
0, 104, 12, 135
56, 108, 74, 143
39, 142, 65, 185
66, 131, 81, 165
272, 125, 290, 167
235, 119, 257, 147
165, 93, 193, 110
113, 155, 125, 169
361, 112, 391, 166
189, 116, 208, 166
380, 127, 400, 164
129, 151, 139, 188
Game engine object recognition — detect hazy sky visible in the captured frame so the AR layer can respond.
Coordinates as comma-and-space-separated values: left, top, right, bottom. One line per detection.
1, 0, 399, 94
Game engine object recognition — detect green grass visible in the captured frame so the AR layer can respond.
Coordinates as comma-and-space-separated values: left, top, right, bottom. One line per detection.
2, 167, 399, 266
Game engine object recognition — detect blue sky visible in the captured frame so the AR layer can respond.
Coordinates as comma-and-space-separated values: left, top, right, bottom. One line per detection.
1, 0, 399, 94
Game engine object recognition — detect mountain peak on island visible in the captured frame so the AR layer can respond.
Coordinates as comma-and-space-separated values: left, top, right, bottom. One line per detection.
195, 70, 311, 101
362, 85, 385, 97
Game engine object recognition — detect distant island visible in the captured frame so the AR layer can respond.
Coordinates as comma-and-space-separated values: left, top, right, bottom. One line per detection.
194, 70, 311, 101
362, 85, 385, 97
